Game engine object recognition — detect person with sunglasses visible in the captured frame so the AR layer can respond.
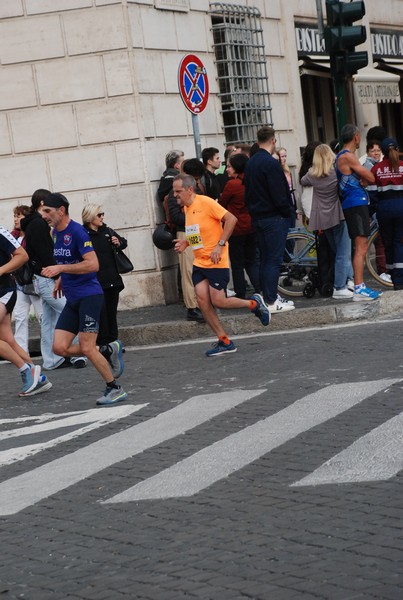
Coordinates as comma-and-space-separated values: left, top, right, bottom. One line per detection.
82, 204, 127, 357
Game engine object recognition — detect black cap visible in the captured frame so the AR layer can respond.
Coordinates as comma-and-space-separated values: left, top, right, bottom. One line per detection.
43, 193, 69, 209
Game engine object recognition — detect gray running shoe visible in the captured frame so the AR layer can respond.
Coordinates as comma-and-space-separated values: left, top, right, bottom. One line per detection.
96, 385, 128, 406
108, 340, 124, 379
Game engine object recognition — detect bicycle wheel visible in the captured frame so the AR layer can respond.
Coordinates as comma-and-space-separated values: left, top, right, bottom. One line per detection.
278, 232, 317, 297
365, 229, 393, 288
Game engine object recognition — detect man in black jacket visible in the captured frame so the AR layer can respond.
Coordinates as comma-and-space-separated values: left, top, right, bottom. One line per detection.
21, 189, 86, 370
244, 126, 293, 313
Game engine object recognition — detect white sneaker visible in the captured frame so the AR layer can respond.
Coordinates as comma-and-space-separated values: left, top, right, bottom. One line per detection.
379, 273, 392, 283
269, 298, 295, 313
347, 279, 354, 292
277, 294, 294, 306
332, 287, 354, 299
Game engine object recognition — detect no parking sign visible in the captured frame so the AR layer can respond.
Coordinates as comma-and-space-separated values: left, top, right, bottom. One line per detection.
178, 54, 209, 114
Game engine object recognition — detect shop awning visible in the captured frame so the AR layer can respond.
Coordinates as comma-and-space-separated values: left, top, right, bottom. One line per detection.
353, 66, 400, 103
298, 57, 330, 78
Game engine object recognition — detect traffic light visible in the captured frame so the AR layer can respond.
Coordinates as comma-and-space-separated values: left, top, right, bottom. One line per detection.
324, 0, 368, 77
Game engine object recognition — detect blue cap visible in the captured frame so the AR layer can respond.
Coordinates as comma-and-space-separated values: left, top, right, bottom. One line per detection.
380, 137, 398, 154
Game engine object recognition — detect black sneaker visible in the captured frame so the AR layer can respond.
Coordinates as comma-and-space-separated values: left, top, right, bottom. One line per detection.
55, 359, 72, 369
187, 308, 205, 322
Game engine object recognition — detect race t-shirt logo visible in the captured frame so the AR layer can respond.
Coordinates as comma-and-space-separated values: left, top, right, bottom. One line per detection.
64, 234, 72, 246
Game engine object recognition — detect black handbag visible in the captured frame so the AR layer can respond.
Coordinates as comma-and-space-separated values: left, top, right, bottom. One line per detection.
14, 260, 35, 286
114, 248, 134, 274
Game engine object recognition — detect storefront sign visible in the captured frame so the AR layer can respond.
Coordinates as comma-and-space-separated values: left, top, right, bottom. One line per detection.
295, 23, 325, 56
371, 29, 403, 59
354, 81, 400, 104
154, 0, 189, 12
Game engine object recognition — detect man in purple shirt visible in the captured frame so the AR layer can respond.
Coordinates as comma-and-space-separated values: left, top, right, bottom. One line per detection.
41, 193, 127, 406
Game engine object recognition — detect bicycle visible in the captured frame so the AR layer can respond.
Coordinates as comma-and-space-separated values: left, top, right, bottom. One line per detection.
278, 221, 392, 298
278, 227, 323, 298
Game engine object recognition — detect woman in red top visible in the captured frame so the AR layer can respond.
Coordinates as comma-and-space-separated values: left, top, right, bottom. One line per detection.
219, 153, 260, 298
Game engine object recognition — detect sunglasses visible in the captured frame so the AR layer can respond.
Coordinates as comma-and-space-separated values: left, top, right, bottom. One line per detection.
97, 212, 104, 218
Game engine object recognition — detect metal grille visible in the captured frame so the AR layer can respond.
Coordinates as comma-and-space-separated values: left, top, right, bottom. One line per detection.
210, 2, 273, 145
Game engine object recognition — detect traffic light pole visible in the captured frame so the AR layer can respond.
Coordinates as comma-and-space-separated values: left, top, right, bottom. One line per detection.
334, 75, 348, 143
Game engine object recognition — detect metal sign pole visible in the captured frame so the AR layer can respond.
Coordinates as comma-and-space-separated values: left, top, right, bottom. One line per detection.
192, 114, 202, 160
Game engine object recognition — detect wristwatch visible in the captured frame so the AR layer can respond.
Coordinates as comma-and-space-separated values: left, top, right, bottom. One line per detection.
218, 239, 226, 247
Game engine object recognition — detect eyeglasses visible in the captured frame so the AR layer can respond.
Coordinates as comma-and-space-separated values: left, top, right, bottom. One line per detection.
97, 213, 104, 218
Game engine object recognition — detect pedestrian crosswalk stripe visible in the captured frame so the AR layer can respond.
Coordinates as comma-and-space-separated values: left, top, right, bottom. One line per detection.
291, 411, 403, 487
0, 405, 145, 467
0, 389, 263, 516
104, 379, 400, 503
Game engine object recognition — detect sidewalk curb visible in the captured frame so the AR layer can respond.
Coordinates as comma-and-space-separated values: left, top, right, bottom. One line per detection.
27, 290, 403, 351
118, 290, 403, 346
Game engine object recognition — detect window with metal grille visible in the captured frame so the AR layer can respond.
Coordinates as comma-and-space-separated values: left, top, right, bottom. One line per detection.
209, 2, 273, 145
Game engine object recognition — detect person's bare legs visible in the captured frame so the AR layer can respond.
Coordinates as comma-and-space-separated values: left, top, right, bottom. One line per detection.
0, 306, 31, 368
195, 280, 228, 338
53, 329, 114, 383
353, 235, 368, 285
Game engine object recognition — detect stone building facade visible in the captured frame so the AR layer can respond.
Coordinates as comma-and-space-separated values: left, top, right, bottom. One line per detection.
0, 0, 401, 308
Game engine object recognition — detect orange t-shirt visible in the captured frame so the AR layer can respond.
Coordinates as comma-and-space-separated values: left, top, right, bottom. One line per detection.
184, 194, 229, 269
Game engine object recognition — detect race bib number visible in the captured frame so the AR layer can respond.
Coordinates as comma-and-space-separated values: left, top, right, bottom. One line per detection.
185, 224, 204, 250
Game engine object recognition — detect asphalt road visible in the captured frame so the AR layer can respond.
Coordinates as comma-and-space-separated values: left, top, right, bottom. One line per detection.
1, 318, 403, 600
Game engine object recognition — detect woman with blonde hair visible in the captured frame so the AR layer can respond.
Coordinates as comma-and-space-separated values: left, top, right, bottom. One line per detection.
301, 143, 354, 299
82, 204, 128, 354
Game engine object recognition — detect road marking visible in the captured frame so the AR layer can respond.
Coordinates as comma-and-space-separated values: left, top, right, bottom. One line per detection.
0, 389, 263, 515
291, 412, 403, 486
104, 379, 400, 503
0, 406, 146, 467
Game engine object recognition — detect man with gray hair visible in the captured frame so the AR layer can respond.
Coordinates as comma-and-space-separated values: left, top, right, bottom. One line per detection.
157, 149, 185, 203
335, 124, 380, 301
173, 174, 270, 357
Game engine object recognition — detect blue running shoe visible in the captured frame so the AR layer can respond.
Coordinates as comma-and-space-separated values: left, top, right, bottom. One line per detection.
21, 366, 52, 396
205, 340, 237, 357
353, 285, 380, 302
19, 365, 41, 396
96, 385, 128, 405
250, 293, 271, 326
108, 340, 124, 379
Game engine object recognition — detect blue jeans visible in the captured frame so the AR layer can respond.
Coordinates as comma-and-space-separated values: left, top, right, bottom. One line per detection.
324, 221, 354, 289
33, 275, 66, 369
252, 216, 289, 303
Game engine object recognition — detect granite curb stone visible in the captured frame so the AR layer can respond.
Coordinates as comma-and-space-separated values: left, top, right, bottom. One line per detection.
25, 290, 403, 351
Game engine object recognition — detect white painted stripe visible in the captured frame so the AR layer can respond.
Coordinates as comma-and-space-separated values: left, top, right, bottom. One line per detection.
0, 405, 146, 467
292, 412, 403, 486
104, 379, 400, 503
0, 389, 263, 515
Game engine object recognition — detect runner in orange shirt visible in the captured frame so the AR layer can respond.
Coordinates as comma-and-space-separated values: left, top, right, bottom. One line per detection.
173, 174, 270, 356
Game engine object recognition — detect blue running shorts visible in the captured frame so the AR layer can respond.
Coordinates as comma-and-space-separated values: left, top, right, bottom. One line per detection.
56, 294, 104, 334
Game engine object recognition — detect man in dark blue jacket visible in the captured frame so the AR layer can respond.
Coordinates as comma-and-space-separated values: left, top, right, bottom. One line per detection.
244, 126, 294, 312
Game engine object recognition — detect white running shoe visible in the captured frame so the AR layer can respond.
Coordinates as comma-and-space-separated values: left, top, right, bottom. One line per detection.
332, 287, 354, 299
347, 279, 354, 292
379, 273, 392, 283
277, 294, 294, 306
269, 298, 295, 313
